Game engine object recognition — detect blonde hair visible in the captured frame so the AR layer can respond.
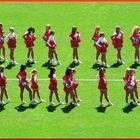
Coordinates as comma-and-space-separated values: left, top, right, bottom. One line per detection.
95, 26, 100, 30
9, 27, 14, 31
132, 26, 139, 34
0, 23, 3, 26
46, 24, 51, 28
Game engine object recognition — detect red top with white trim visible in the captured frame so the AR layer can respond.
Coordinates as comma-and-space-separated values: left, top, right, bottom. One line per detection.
69, 32, 81, 47
0, 72, 7, 86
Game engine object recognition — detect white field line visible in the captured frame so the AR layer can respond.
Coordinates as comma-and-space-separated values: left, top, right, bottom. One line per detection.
7, 78, 140, 82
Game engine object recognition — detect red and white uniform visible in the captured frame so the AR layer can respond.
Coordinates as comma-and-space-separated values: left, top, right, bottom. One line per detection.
123, 74, 129, 91
69, 32, 81, 48
4, 32, 17, 49
123, 74, 136, 91
63, 75, 73, 93
46, 35, 57, 51
130, 33, 140, 47
71, 74, 79, 89
92, 32, 100, 47
0, 28, 3, 34
0, 72, 7, 88
0, 33, 5, 48
23, 32, 36, 48
111, 32, 123, 49
16, 70, 28, 89
96, 37, 108, 53
98, 74, 107, 90
43, 30, 51, 47
48, 74, 58, 91
31, 74, 38, 90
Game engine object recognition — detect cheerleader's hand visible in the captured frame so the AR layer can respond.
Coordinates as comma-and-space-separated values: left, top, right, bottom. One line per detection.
96, 74, 99, 79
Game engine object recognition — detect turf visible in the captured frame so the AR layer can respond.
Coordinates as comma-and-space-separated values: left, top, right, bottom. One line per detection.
0, 2, 140, 138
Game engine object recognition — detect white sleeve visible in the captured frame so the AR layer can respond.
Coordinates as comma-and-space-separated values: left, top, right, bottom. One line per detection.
78, 33, 81, 38
23, 31, 28, 36
14, 33, 17, 39
4, 34, 10, 42
69, 35, 72, 41
113, 32, 116, 36
78, 33, 81, 40
95, 37, 101, 47
46, 36, 51, 46
34, 75, 37, 82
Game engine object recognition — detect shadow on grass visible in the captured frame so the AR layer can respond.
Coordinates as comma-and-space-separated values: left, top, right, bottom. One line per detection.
0, 60, 5, 65
95, 105, 111, 113
110, 62, 122, 68
91, 63, 101, 69
42, 62, 59, 70
15, 103, 39, 112
122, 103, 137, 113
69, 61, 80, 68
25, 61, 36, 68
129, 63, 139, 69
0, 103, 8, 112
5, 63, 15, 70
61, 104, 76, 113
46, 104, 60, 112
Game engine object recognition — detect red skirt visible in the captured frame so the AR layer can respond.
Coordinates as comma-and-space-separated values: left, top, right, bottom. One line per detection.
8, 44, 16, 49
63, 86, 73, 93
72, 82, 79, 89
99, 47, 107, 53
98, 84, 107, 90
49, 84, 58, 91
0, 84, 6, 88
114, 45, 123, 49
19, 80, 29, 89
31, 84, 39, 90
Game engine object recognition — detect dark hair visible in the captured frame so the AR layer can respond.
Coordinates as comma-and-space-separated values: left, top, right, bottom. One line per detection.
72, 26, 77, 34
73, 69, 76, 73
65, 67, 72, 75
20, 64, 26, 71
116, 26, 121, 30
27, 27, 35, 34
50, 67, 55, 76
99, 67, 106, 75
50, 31, 55, 35
99, 32, 104, 37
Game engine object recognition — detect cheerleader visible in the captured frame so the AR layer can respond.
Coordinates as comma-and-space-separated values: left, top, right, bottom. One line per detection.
130, 26, 140, 64
69, 26, 81, 64
0, 66, 10, 105
129, 69, 140, 103
63, 67, 80, 106
31, 69, 45, 103
0, 23, 6, 62
43, 24, 52, 63
123, 68, 138, 107
16, 64, 35, 105
71, 69, 82, 102
92, 26, 101, 64
4, 27, 17, 65
46, 31, 61, 65
23, 27, 36, 64
97, 68, 113, 106
111, 26, 124, 64
48, 67, 63, 105
95, 32, 109, 67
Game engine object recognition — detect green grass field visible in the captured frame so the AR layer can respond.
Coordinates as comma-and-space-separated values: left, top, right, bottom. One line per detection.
0, 2, 140, 138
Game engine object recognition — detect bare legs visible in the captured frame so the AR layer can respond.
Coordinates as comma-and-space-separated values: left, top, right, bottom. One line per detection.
99, 89, 113, 106
27, 48, 35, 62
